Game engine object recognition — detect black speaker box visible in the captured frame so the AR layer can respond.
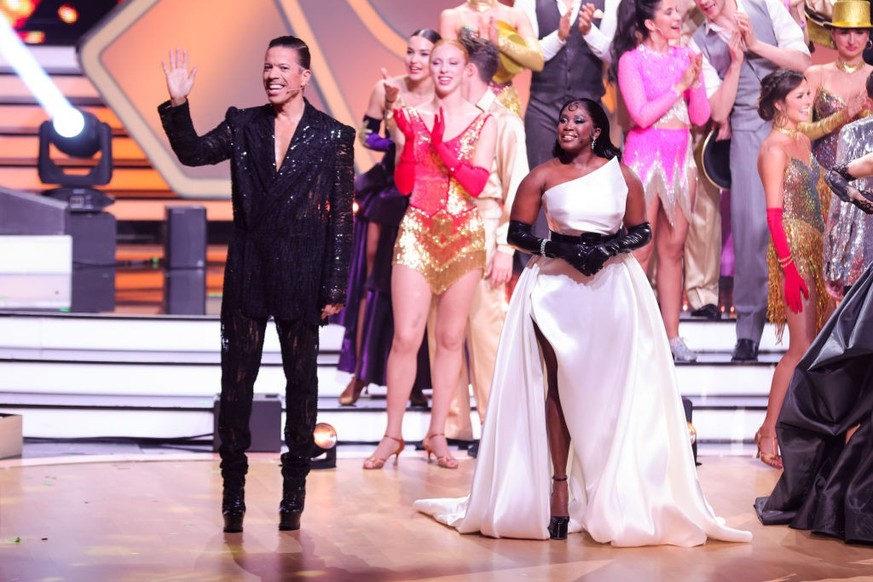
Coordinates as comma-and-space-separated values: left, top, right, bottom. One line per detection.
163, 268, 206, 315
164, 206, 206, 269
70, 211, 116, 312
213, 394, 282, 453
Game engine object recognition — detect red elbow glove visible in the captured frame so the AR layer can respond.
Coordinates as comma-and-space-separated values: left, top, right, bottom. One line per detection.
436, 149, 489, 197
394, 143, 415, 195
392, 109, 415, 195
766, 207, 808, 314
430, 107, 488, 197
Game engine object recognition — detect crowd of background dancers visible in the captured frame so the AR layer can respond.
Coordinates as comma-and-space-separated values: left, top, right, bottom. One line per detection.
159, 0, 873, 546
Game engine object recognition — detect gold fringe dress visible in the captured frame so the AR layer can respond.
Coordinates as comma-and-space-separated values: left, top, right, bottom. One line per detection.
766, 154, 831, 341
393, 107, 488, 294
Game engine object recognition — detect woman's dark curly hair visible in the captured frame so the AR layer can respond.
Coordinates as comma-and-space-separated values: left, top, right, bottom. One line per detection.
551, 98, 622, 161
757, 69, 805, 121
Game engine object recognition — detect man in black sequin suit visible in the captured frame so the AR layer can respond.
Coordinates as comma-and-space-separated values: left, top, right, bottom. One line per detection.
158, 36, 355, 533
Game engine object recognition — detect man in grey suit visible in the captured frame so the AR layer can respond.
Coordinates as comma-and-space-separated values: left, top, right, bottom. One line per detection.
691, 0, 809, 361
517, 0, 618, 170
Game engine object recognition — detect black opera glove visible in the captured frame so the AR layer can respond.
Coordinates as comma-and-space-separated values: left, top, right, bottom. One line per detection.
508, 220, 551, 256
580, 221, 652, 276
507, 220, 593, 273
826, 164, 873, 214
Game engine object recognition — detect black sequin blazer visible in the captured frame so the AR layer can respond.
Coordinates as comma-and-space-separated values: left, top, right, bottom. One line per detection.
158, 99, 355, 325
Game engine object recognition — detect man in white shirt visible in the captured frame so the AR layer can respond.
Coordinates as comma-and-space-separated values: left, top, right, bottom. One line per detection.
690, 0, 810, 361
516, 0, 620, 169
438, 33, 528, 454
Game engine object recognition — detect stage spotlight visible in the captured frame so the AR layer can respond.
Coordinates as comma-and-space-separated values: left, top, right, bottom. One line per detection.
39, 109, 113, 185
310, 423, 337, 469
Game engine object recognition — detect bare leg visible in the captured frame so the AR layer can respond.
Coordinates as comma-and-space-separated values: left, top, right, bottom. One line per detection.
632, 193, 660, 276
533, 321, 569, 517
364, 265, 432, 466
655, 203, 691, 340
757, 277, 826, 468
425, 269, 482, 466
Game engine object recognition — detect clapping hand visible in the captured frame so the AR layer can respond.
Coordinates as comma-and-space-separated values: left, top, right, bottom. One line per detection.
678, 52, 703, 92
558, 2, 573, 41
727, 31, 745, 66
846, 90, 867, 118
161, 48, 197, 106
578, 3, 597, 36
736, 12, 758, 53
431, 107, 446, 148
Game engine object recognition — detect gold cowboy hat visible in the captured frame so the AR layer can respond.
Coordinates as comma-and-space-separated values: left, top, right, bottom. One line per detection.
825, 0, 873, 28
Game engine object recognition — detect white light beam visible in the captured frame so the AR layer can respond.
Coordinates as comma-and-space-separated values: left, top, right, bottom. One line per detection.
0, 16, 83, 137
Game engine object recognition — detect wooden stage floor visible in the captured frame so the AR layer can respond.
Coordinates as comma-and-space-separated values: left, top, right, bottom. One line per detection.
0, 452, 870, 582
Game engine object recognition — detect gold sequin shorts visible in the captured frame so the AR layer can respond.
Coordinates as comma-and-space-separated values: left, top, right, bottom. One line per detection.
393, 205, 485, 295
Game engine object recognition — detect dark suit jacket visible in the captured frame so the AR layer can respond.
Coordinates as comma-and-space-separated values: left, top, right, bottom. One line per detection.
158, 99, 355, 324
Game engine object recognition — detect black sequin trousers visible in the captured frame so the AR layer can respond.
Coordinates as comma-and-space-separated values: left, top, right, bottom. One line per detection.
218, 306, 319, 491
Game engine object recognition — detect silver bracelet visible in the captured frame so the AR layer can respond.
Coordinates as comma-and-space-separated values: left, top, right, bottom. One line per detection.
539, 238, 548, 256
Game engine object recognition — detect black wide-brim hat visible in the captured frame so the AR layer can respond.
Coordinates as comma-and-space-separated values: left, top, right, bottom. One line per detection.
700, 130, 731, 190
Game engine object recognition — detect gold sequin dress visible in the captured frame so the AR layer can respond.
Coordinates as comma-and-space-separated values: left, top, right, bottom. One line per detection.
393, 108, 487, 294
766, 154, 830, 341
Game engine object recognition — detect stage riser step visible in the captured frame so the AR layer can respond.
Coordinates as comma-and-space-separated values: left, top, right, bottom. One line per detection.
0, 360, 777, 398
0, 361, 348, 397
0, 405, 764, 447
0, 316, 788, 355
0, 316, 345, 354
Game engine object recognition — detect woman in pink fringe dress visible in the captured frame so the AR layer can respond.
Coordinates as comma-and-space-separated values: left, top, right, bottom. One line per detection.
611, 0, 711, 362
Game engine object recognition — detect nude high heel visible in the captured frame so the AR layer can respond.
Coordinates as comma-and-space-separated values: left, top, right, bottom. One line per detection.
422, 433, 458, 469
755, 430, 783, 469
338, 377, 367, 406
363, 434, 404, 470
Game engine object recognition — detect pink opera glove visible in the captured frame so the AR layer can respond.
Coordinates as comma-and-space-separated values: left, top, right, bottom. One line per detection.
767, 207, 808, 313
393, 108, 415, 195
686, 74, 710, 126
431, 108, 488, 197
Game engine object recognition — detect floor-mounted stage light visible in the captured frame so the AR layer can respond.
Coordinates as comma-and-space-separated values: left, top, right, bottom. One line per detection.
310, 423, 337, 469
38, 109, 114, 212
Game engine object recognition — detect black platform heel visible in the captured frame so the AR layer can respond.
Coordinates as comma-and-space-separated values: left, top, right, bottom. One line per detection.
548, 476, 569, 540
222, 486, 246, 533
279, 482, 306, 531
548, 516, 570, 540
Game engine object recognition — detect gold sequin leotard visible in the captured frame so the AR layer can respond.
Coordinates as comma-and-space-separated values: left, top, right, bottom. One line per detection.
766, 154, 831, 340
393, 107, 488, 294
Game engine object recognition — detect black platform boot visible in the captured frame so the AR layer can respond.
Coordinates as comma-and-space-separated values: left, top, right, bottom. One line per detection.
278, 481, 306, 531
222, 482, 246, 533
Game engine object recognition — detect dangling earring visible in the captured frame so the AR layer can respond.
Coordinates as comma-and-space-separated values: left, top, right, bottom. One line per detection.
867, 38, 873, 50
591, 135, 597, 150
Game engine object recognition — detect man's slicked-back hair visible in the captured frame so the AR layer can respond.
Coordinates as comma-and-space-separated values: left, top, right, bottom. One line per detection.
268, 35, 311, 69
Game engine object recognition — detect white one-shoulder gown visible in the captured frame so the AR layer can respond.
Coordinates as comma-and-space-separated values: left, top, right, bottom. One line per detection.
414, 158, 751, 546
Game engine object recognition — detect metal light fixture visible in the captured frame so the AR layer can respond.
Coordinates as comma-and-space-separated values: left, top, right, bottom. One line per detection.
310, 423, 337, 469
38, 109, 114, 212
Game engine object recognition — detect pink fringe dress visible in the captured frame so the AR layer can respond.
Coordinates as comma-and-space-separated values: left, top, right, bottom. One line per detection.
618, 44, 710, 226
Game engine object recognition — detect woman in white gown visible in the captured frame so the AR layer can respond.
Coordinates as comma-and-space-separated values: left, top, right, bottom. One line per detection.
414, 98, 752, 546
